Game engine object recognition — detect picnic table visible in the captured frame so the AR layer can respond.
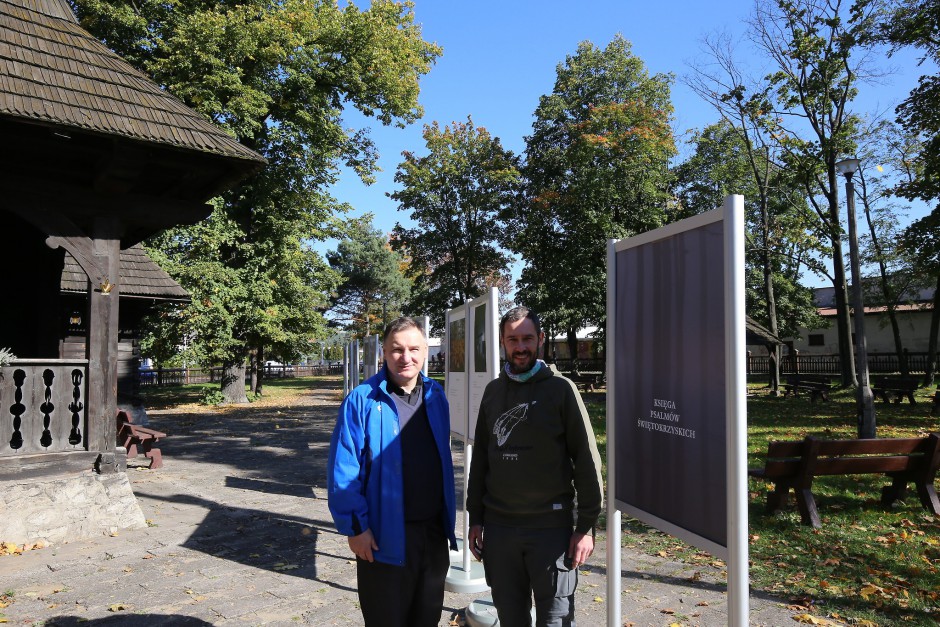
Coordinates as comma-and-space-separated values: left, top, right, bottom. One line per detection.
872, 375, 919, 404
783, 374, 835, 402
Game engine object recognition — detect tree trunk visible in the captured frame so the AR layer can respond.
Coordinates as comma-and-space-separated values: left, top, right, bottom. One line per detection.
886, 304, 908, 377
925, 272, 940, 387
566, 328, 579, 372
829, 221, 856, 388
761, 193, 782, 396
221, 361, 249, 404
255, 345, 265, 397
249, 348, 259, 395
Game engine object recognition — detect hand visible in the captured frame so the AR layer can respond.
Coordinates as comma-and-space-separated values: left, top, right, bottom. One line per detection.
468, 524, 484, 561
567, 531, 594, 570
348, 529, 379, 562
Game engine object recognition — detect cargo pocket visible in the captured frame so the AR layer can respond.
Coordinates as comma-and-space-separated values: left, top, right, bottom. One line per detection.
553, 554, 577, 598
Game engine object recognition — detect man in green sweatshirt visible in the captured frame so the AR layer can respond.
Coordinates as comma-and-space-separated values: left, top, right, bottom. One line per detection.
467, 306, 603, 627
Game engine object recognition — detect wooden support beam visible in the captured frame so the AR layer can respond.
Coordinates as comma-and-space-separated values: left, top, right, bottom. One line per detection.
85, 216, 121, 474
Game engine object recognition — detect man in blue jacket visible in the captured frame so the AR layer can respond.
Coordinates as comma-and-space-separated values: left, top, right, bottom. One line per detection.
328, 317, 457, 627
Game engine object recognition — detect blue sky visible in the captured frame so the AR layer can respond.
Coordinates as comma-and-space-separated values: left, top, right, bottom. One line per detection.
327, 1, 933, 288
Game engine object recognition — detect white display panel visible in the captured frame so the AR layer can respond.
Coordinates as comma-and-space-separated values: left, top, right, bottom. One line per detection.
445, 306, 469, 438
466, 289, 499, 442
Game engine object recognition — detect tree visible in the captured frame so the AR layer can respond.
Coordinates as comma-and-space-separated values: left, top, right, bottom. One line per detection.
509, 36, 676, 353
327, 215, 411, 336
74, 0, 442, 402
744, 0, 883, 388
879, 0, 940, 204
673, 120, 820, 393
390, 118, 520, 332
849, 120, 923, 376
899, 208, 940, 385
878, 0, 940, 384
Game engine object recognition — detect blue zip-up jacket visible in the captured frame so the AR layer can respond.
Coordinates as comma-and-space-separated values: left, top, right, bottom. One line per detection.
327, 366, 457, 566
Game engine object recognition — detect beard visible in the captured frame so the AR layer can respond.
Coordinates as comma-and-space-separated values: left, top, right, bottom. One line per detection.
508, 350, 537, 374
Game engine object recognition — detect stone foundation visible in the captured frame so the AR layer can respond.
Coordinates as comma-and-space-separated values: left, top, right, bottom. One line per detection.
0, 470, 147, 545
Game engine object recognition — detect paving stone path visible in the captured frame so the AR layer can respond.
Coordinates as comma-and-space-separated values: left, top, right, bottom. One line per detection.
1, 378, 802, 626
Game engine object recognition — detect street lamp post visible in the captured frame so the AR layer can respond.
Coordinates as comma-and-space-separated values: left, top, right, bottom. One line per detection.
835, 157, 876, 438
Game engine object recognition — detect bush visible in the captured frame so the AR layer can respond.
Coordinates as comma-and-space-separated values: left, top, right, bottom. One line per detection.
200, 389, 227, 406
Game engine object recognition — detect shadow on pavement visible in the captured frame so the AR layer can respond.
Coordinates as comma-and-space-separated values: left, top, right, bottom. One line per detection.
45, 616, 214, 626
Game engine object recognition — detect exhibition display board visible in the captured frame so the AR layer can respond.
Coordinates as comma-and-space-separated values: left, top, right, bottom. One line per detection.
444, 287, 499, 595
606, 196, 747, 626
445, 289, 499, 439
361, 334, 380, 380
445, 306, 468, 437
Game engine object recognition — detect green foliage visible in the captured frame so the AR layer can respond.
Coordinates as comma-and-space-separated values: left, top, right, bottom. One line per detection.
673, 122, 756, 218
327, 215, 410, 336
674, 122, 821, 338
200, 388, 227, 406
508, 36, 676, 337
879, 0, 940, 204
901, 206, 940, 276
390, 117, 520, 331
73, 0, 442, 378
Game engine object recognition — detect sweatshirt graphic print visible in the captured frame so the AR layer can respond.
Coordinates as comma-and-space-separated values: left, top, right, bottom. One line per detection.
493, 401, 535, 447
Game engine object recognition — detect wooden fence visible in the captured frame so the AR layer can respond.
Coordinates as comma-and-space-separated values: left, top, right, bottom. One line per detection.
138, 363, 344, 387
747, 351, 938, 375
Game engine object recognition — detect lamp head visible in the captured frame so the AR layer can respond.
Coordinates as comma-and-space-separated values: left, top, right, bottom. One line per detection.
835, 157, 860, 179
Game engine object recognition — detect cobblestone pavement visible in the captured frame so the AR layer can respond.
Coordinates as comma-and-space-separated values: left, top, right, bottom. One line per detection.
1, 378, 801, 626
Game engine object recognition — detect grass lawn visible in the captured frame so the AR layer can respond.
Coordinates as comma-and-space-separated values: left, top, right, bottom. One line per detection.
139, 376, 333, 410
581, 383, 940, 627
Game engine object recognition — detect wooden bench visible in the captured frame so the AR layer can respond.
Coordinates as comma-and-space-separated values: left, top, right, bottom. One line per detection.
749, 434, 940, 528
117, 410, 166, 469
783, 374, 835, 402
567, 372, 604, 392
872, 375, 919, 404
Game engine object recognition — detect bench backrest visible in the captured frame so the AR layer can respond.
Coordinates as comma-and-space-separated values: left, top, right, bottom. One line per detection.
786, 374, 834, 385
761, 434, 940, 477
872, 375, 920, 387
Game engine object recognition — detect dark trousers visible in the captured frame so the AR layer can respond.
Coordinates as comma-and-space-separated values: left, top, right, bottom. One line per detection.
482, 523, 577, 627
356, 518, 449, 627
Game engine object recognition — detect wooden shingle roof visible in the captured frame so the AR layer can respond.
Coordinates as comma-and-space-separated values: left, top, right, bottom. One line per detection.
746, 315, 782, 347
0, 0, 264, 165
61, 243, 189, 300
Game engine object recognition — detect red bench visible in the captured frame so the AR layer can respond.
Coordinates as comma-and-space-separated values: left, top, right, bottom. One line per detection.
117, 410, 166, 469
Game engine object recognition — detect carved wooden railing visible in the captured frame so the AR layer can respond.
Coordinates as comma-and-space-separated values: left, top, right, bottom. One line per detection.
0, 360, 88, 457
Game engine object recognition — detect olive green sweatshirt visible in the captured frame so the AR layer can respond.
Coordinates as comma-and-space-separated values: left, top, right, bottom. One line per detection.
467, 364, 603, 534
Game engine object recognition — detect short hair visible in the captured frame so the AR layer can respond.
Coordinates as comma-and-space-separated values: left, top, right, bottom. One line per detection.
499, 306, 541, 337
383, 316, 425, 342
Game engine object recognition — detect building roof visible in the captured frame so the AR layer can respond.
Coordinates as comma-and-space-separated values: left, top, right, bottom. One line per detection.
0, 0, 264, 165
813, 284, 935, 308
745, 316, 782, 347
61, 243, 188, 300
817, 303, 934, 317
